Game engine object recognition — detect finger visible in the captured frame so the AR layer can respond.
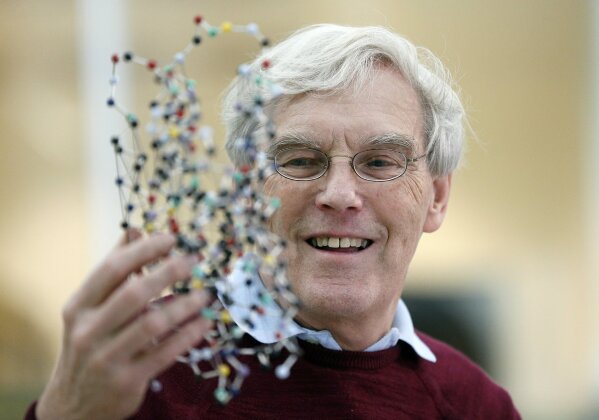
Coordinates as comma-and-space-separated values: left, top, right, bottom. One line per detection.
134, 315, 214, 380
92, 254, 197, 338
103, 290, 211, 361
70, 234, 176, 310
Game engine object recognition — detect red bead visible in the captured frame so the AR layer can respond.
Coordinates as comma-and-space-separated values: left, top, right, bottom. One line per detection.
148, 195, 156, 205
194, 15, 203, 25
168, 218, 179, 234
147, 59, 157, 70
176, 108, 185, 118
111, 54, 119, 64
255, 306, 265, 315
224, 267, 231, 275
275, 332, 282, 340
261, 59, 271, 69
188, 124, 197, 133
240, 165, 251, 174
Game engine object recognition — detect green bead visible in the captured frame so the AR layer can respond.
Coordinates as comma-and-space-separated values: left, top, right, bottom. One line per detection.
233, 172, 244, 183
214, 387, 229, 404
260, 292, 273, 305
270, 197, 281, 208
208, 27, 219, 37
192, 266, 205, 278
201, 308, 217, 320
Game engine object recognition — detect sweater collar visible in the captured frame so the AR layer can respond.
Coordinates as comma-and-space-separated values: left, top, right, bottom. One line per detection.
220, 254, 436, 363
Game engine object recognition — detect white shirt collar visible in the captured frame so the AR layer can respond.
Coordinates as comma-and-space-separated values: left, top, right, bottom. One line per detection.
220, 255, 436, 363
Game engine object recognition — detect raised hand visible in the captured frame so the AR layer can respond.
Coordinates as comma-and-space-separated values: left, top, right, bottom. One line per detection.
35, 232, 213, 420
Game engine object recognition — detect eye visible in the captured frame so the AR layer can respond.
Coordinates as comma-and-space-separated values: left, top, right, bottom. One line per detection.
364, 155, 397, 168
281, 156, 320, 168
354, 149, 407, 180
359, 150, 404, 169
275, 148, 327, 178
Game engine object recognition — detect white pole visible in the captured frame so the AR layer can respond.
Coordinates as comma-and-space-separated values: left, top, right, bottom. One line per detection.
589, 0, 599, 410
76, 0, 130, 264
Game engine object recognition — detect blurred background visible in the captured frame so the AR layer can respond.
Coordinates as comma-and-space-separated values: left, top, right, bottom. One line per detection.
1, 0, 598, 418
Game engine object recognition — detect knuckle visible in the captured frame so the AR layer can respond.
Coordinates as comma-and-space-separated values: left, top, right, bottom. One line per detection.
121, 283, 147, 307
61, 299, 78, 327
70, 324, 94, 353
110, 371, 135, 393
141, 312, 168, 337
88, 351, 109, 373
100, 257, 126, 281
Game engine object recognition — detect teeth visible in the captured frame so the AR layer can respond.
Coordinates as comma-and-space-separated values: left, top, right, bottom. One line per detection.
310, 237, 370, 249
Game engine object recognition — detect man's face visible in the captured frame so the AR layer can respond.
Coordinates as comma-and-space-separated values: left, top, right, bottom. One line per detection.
263, 67, 450, 334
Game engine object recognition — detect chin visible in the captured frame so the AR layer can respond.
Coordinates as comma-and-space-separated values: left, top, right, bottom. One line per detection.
294, 282, 379, 325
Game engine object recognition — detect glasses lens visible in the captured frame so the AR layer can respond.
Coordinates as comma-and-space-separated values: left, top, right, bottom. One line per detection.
275, 148, 328, 180
354, 149, 407, 181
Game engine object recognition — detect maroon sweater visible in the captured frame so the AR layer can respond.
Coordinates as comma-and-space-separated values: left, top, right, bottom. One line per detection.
26, 332, 520, 419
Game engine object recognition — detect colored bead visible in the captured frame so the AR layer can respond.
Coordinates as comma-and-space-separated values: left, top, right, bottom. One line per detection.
221, 21, 233, 33
214, 387, 229, 404
217, 364, 231, 377
106, 13, 300, 406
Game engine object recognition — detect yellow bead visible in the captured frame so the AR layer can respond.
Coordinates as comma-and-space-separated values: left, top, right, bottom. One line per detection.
191, 278, 204, 289
264, 255, 275, 266
221, 21, 233, 32
167, 208, 176, 217
144, 223, 154, 233
220, 310, 232, 324
169, 127, 180, 138
218, 364, 231, 377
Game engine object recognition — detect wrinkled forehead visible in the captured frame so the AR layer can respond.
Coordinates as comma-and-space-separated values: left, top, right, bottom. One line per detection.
268, 67, 425, 154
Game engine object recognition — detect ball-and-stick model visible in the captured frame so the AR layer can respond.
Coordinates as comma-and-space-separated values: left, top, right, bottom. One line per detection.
106, 15, 301, 404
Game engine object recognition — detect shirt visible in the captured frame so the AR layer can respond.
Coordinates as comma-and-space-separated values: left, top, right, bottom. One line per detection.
221, 254, 436, 362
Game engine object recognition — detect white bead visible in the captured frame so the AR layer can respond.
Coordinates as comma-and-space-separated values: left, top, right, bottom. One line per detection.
275, 364, 290, 379
246, 23, 259, 35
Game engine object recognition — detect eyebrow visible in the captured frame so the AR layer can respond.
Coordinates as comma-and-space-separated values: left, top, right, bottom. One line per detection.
267, 131, 320, 156
268, 131, 418, 156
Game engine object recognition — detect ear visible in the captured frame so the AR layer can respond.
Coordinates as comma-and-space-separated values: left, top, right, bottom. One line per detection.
423, 174, 452, 233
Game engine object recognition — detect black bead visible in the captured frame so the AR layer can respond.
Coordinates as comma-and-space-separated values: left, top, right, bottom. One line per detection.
192, 35, 202, 45
123, 52, 133, 61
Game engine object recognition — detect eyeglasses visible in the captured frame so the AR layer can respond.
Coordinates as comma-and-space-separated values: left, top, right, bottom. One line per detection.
272, 147, 428, 182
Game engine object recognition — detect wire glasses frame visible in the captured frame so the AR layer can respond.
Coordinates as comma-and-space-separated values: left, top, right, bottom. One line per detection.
272, 147, 428, 182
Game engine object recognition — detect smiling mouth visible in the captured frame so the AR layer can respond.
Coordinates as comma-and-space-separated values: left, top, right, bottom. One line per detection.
307, 237, 373, 252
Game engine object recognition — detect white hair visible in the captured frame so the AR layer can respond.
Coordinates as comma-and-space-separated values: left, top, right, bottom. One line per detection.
222, 24, 465, 177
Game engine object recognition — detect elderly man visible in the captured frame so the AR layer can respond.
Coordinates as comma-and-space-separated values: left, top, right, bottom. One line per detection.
30, 25, 520, 419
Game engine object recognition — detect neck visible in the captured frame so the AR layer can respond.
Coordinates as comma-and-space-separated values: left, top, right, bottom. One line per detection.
295, 302, 397, 351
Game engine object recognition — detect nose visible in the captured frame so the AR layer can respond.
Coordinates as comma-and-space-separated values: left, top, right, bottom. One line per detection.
315, 157, 363, 212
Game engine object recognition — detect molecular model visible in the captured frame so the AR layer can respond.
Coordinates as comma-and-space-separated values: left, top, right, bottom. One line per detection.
106, 15, 301, 404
